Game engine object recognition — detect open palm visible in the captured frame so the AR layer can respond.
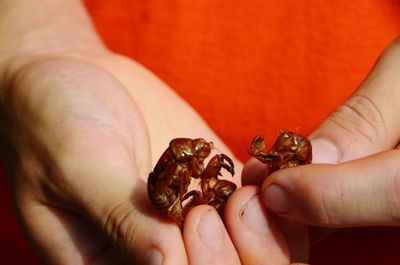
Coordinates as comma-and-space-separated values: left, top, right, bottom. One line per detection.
0, 52, 251, 264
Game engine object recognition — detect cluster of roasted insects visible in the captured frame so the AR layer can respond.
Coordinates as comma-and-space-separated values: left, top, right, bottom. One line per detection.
247, 130, 312, 171
147, 138, 237, 227
147, 130, 312, 227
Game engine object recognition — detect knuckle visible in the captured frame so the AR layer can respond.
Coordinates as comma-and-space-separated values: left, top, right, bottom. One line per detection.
103, 200, 146, 260
328, 94, 386, 148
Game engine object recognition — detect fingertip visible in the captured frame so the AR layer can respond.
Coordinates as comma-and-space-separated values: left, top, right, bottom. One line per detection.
309, 138, 341, 164
183, 205, 240, 265
225, 185, 260, 216
91, 182, 187, 265
150, 223, 188, 265
262, 165, 316, 205
260, 165, 299, 192
119, 215, 187, 265
259, 170, 311, 262
143, 248, 164, 265
260, 165, 318, 221
225, 186, 290, 265
260, 163, 357, 227
262, 183, 291, 214
242, 157, 270, 186
224, 185, 261, 228
184, 205, 223, 250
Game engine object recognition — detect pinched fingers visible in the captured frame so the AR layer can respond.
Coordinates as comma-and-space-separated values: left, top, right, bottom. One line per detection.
262, 149, 400, 227
183, 205, 241, 265
242, 38, 400, 248
224, 186, 290, 265
310, 37, 400, 165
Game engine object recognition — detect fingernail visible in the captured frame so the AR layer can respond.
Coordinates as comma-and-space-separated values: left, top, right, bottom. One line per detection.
197, 209, 222, 248
263, 184, 290, 214
143, 248, 163, 265
241, 195, 269, 235
311, 138, 340, 164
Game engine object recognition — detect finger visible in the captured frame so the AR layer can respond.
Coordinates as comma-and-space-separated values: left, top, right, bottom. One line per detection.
275, 218, 309, 263
224, 185, 290, 265
20, 163, 188, 265
85, 177, 188, 265
241, 160, 310, 262
262, 149, 400, 227
310, 37, 400, 164
244, 39, 400, 246
18, 200, 126, 265
183, 205, 241, 265
242, 157, 271, 186
242, 38, 400, 186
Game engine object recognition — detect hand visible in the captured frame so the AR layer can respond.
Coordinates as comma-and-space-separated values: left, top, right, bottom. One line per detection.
1, 50, 308, 265
0, 1, 313, 264
0, 51, 245, 264
99, 55, 305, 264
0, 1, 248, 263
243, 38, 400, 230
0, 52, 171, 264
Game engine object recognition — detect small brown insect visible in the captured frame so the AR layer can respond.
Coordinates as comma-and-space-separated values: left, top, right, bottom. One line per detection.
198, 154, 237, 215
248, 130, 312, 171
147, 138, 237, 227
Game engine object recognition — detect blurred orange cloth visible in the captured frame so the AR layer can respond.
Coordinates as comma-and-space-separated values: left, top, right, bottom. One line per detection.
1, 1, 400, 264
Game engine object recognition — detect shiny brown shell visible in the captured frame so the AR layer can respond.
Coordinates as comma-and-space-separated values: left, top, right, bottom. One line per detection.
248, 130, 312, 171
147, 138, 236, 227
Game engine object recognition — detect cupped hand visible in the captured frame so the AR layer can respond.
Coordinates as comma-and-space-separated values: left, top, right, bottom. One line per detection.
243, 37, 400, 231
0, 51, 247, 265
0, 53, 170, 264
0, 1, 311, 264
2, 50, 306, 265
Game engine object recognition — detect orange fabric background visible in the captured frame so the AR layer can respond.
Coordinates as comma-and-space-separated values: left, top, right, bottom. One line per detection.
1, 0, 400, 264
83, 0, 400, 162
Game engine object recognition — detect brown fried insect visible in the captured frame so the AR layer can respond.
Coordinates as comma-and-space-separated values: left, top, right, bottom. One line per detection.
199, 154, 237, 216
147, 138, 236, 227
248, 130, 312, 171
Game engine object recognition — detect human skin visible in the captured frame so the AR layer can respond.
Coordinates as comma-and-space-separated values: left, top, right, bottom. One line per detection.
243, 35, 400, 255
0, 0, 306, 264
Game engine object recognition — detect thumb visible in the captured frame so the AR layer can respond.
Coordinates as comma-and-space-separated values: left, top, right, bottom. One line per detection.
310, 37, 400, 164
260, 38, 400, 227
80, 170, 188, 265
242, 38, 400, 185
20, 161, 188, 265
261, 149, 400, 227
